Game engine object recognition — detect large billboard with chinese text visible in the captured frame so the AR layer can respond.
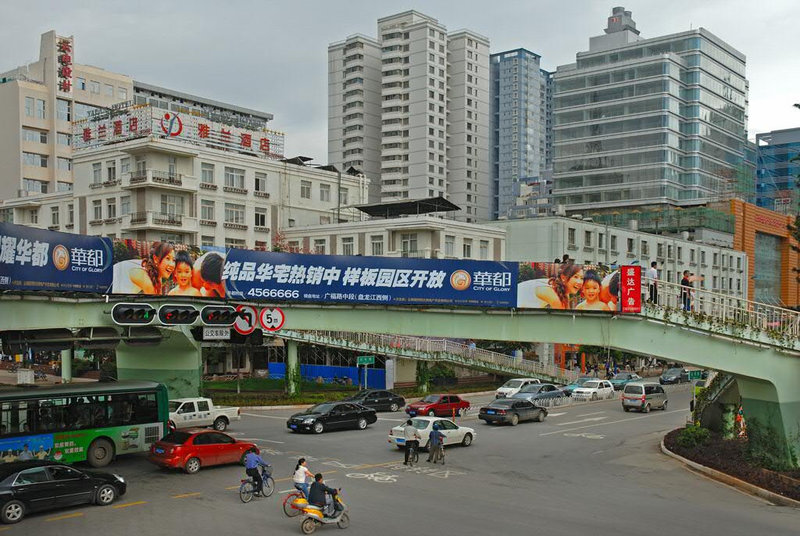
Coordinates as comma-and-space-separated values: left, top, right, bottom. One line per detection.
0, 222, 112, 293
110, 240, 226, 297
223, 250, 517, 308
516, 261, 624, 311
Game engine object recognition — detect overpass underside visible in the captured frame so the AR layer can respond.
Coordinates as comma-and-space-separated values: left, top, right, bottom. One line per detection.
1, 296, 799, 465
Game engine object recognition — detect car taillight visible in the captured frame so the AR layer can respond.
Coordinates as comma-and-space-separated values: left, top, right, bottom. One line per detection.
641, 395, 646, 402
497, 410, 506, 414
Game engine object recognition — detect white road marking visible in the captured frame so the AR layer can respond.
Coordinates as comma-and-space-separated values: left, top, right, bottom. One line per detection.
547, 412, 566, 417
377, 417, 405, 422
556, 417, 608, 426
236, 437, 285, 444
577, 411, 606, 417
242, 413, 287, 420
540, 409, 686, 436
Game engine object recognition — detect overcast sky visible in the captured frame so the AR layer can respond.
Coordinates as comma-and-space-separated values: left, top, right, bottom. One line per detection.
1, 1, 797, 160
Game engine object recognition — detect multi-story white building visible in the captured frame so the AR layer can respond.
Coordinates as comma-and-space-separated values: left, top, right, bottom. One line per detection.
492, 216, 748, 297
328, 11, 491, 222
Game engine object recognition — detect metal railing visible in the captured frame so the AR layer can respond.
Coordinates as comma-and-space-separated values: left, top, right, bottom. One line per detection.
282, 330, 580, 383
643, 277, 800, 341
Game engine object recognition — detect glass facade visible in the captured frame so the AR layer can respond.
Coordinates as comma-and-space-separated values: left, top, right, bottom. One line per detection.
552, 28, 748, 213
753, 232, 781, 304
755, 128, 800, 215
490, 49, 552, 218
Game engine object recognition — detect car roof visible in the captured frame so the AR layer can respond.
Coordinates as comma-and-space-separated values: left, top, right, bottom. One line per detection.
0, 460, 59, 480
625, 381, 659, 387
401, 416, 454, 423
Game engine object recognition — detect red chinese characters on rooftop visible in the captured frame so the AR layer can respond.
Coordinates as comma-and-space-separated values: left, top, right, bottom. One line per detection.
56, 38, 73, 94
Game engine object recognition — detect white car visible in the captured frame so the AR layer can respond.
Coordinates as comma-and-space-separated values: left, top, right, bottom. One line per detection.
495, 378, 541, 398
388, 417, 476, 449
572, 380, 615, 401
168, 397, 241, 431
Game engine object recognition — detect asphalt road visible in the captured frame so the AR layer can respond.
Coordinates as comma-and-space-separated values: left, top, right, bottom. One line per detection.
14, 384, 800, 536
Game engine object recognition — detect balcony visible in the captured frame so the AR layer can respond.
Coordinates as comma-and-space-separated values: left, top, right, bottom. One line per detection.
200, 219, 217, 227
254, 191, 270, 199
123, 211, 196, 231
223, 186, 249, 195
254, 226, 270, 233
223, 222, 247, 230
122, 170, 198, 192
200, 182, 218, 190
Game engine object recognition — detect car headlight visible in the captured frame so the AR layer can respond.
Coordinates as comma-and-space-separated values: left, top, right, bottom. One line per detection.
113, 474, 125, 483
303, 417, 315, 424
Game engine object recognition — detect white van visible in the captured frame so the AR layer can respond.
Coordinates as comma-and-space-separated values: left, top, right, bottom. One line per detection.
495, 378, 541, 398
622, 382, 668, 413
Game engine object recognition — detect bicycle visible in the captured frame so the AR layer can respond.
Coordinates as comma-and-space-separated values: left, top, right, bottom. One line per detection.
239, 465, 275, 503
283, 489, 306, 517
428, 444, 445, 465
406, 442, 419, 467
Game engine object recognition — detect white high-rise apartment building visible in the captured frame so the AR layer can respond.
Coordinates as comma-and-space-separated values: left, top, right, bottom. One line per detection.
328, 11, 490, 222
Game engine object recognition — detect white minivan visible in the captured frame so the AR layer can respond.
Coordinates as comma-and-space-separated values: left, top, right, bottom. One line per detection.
622, 382, 668, 413
495, 378, 541, 398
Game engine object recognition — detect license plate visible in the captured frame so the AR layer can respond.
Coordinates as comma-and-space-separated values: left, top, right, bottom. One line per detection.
290, 424, 298, 429
396, 438, 405, 444
408, 411, 416, 416
155, 447, 164, 454
487, 410, 496, 415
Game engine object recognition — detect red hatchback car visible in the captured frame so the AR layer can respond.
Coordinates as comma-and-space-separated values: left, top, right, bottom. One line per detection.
147, 429, 257, 474
405, 394, 470, 417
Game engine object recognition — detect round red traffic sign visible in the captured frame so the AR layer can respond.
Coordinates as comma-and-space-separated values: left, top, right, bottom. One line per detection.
259, 307, 285, 332
234, 305, 258, 335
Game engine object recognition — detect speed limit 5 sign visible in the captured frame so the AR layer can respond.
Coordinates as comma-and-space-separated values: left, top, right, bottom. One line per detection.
259, 307, 285, 332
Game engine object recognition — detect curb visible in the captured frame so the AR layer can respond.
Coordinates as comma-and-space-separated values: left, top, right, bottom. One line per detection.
660, 439, 800, 508
239, 390, 499, 412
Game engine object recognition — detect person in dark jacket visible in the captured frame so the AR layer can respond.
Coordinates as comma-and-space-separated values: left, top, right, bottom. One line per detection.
308, 473, 342, 517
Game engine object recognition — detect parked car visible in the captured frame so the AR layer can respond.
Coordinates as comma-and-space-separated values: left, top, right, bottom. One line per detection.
560, 376, 596, 397
622, 382, 668, 412
609, 372, 643, 390
495, 378, 541, 398
572, 380, 615, 401
478, 399, 546, 425
659, 368, 689, 385
168, 397, 241, 431
0, 461, 126, 524
287, 402, 378, 434
405, 394, 470, 417
147, 429, 257, 474
343, 389, 406, 412
510, 383, 566, 404
388, 417, 475, 449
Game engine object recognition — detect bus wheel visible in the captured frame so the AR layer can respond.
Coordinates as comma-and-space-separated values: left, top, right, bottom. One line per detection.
87, 438, 115, 468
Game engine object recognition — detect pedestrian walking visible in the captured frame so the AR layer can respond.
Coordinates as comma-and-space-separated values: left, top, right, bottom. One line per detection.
647, 261, 658, 304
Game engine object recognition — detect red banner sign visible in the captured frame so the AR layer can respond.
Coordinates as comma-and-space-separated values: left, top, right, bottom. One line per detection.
620, 265, 642, 313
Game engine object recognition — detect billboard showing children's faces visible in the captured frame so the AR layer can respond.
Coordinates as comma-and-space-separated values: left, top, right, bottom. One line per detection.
517, 262, 621, 311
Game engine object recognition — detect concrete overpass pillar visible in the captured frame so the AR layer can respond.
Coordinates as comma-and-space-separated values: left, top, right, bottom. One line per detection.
286, 340, 300, 396
60, 346, 73, 383
737, 376, 800, 468
116, 327, 202, 398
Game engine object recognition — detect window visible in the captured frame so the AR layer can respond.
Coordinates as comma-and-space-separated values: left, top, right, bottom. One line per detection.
598, 233, 605, 249
92, 200, 102, 221
92, 163, 102, 184
479, 240, 489, 260
627, 238, 635, 253
341, 237, 354, 256
160, 194, 184, 216
254, 207, 267, 227
56, 99, 71, 121
106, 160, 116, 182
201, 235, 215, 247
584, 231, 592, 247
50, 466, 83, 481
463, 239, 473, 258
107, 198, 116, 219
67, 204, 74, 224
224, 203, 245, 224
320, 183, 331, 202
28, 209, 38, 224
22, 128, 47, 143
50, 207, 59, 226
642, 241, 649, 256
201, 163, 214, 184
135, 157, 146, 174
568, 228, 576, 246
77, 77, 86, 90
371, 235, 384, 256
713, 252, 719, 266
200, 200, 215, 221
677, 247, 683, 261
610, 235, 618, 251
57, 158, 71, 171
120, 196, 130, 215
300, 180, 312, 199
224, 167, 245, 189
168, 156, 177, 178
288, 218, 296, 228
104, 84, 114, 97
120, 158, 130, 174
22, 153, 47, 167
24, 97, 33, 117
56, 133, 71, 146
339, 188, 349, 205
118, 87, 128, 100
225, 238, 246, 249
319, 215, 331, 225
445, 235, 455, 257
14, 467, 49, 486
35, 99, 45, 119
254, 172, 267, 192
314, 239, 326, 254
401, 233, 417, 255
701, 250, 707, 265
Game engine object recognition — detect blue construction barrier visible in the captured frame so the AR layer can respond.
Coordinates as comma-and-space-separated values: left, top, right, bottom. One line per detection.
267, 363, 386, 389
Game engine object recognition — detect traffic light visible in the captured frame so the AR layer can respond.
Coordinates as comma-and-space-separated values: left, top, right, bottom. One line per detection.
111, 303, 156, 326
158, 304, 200, 325
201, 305, 240, 326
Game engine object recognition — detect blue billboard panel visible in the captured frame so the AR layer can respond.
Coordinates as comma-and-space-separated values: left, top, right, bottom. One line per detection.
0, 222, 113, 293
224, 250, 517, 308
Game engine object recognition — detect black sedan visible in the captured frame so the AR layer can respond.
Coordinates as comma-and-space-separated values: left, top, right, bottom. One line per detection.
343, 389, 406, 412
659, 367, 689, 385
478, 399, 547, 426
287, 402, 378, 434
510, 383, 567, 405
0, 461, 126, 524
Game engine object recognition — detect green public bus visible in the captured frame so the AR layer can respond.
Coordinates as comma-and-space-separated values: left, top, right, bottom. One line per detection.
0, 380, 169, 467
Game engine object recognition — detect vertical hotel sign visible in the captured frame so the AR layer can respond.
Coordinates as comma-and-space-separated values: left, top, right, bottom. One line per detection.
620, 265, 642, 313
56, 37, 73, 95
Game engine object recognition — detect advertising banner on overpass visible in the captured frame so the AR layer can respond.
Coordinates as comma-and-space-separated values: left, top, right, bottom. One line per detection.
0, 222, 112, 293
517, 261, 626, 311
224, 249, 518, 308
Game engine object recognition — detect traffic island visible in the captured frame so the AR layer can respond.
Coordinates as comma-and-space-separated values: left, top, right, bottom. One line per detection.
661, 428, 800, 506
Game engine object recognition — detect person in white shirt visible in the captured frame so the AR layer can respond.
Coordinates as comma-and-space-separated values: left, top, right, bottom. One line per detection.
647, 262, 659, 304
293, 458, 314, 499
403, 420, 421, 465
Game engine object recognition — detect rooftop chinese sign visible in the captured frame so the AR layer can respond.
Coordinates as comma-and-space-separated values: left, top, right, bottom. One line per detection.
56, 37, 73, 95
0, 223, 112, 293
73, 104, 285, 159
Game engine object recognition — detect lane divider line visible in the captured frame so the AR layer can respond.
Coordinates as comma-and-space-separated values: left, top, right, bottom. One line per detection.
172, 492, 202, 499
241, 413, 286, 420
540, 409, 686, 436
45, 512, 84, 522
577, 411, 606, 417
113, 501, 148, 509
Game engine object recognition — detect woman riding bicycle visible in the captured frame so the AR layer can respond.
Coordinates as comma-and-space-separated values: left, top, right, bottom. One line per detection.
293, 458, 314, 498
